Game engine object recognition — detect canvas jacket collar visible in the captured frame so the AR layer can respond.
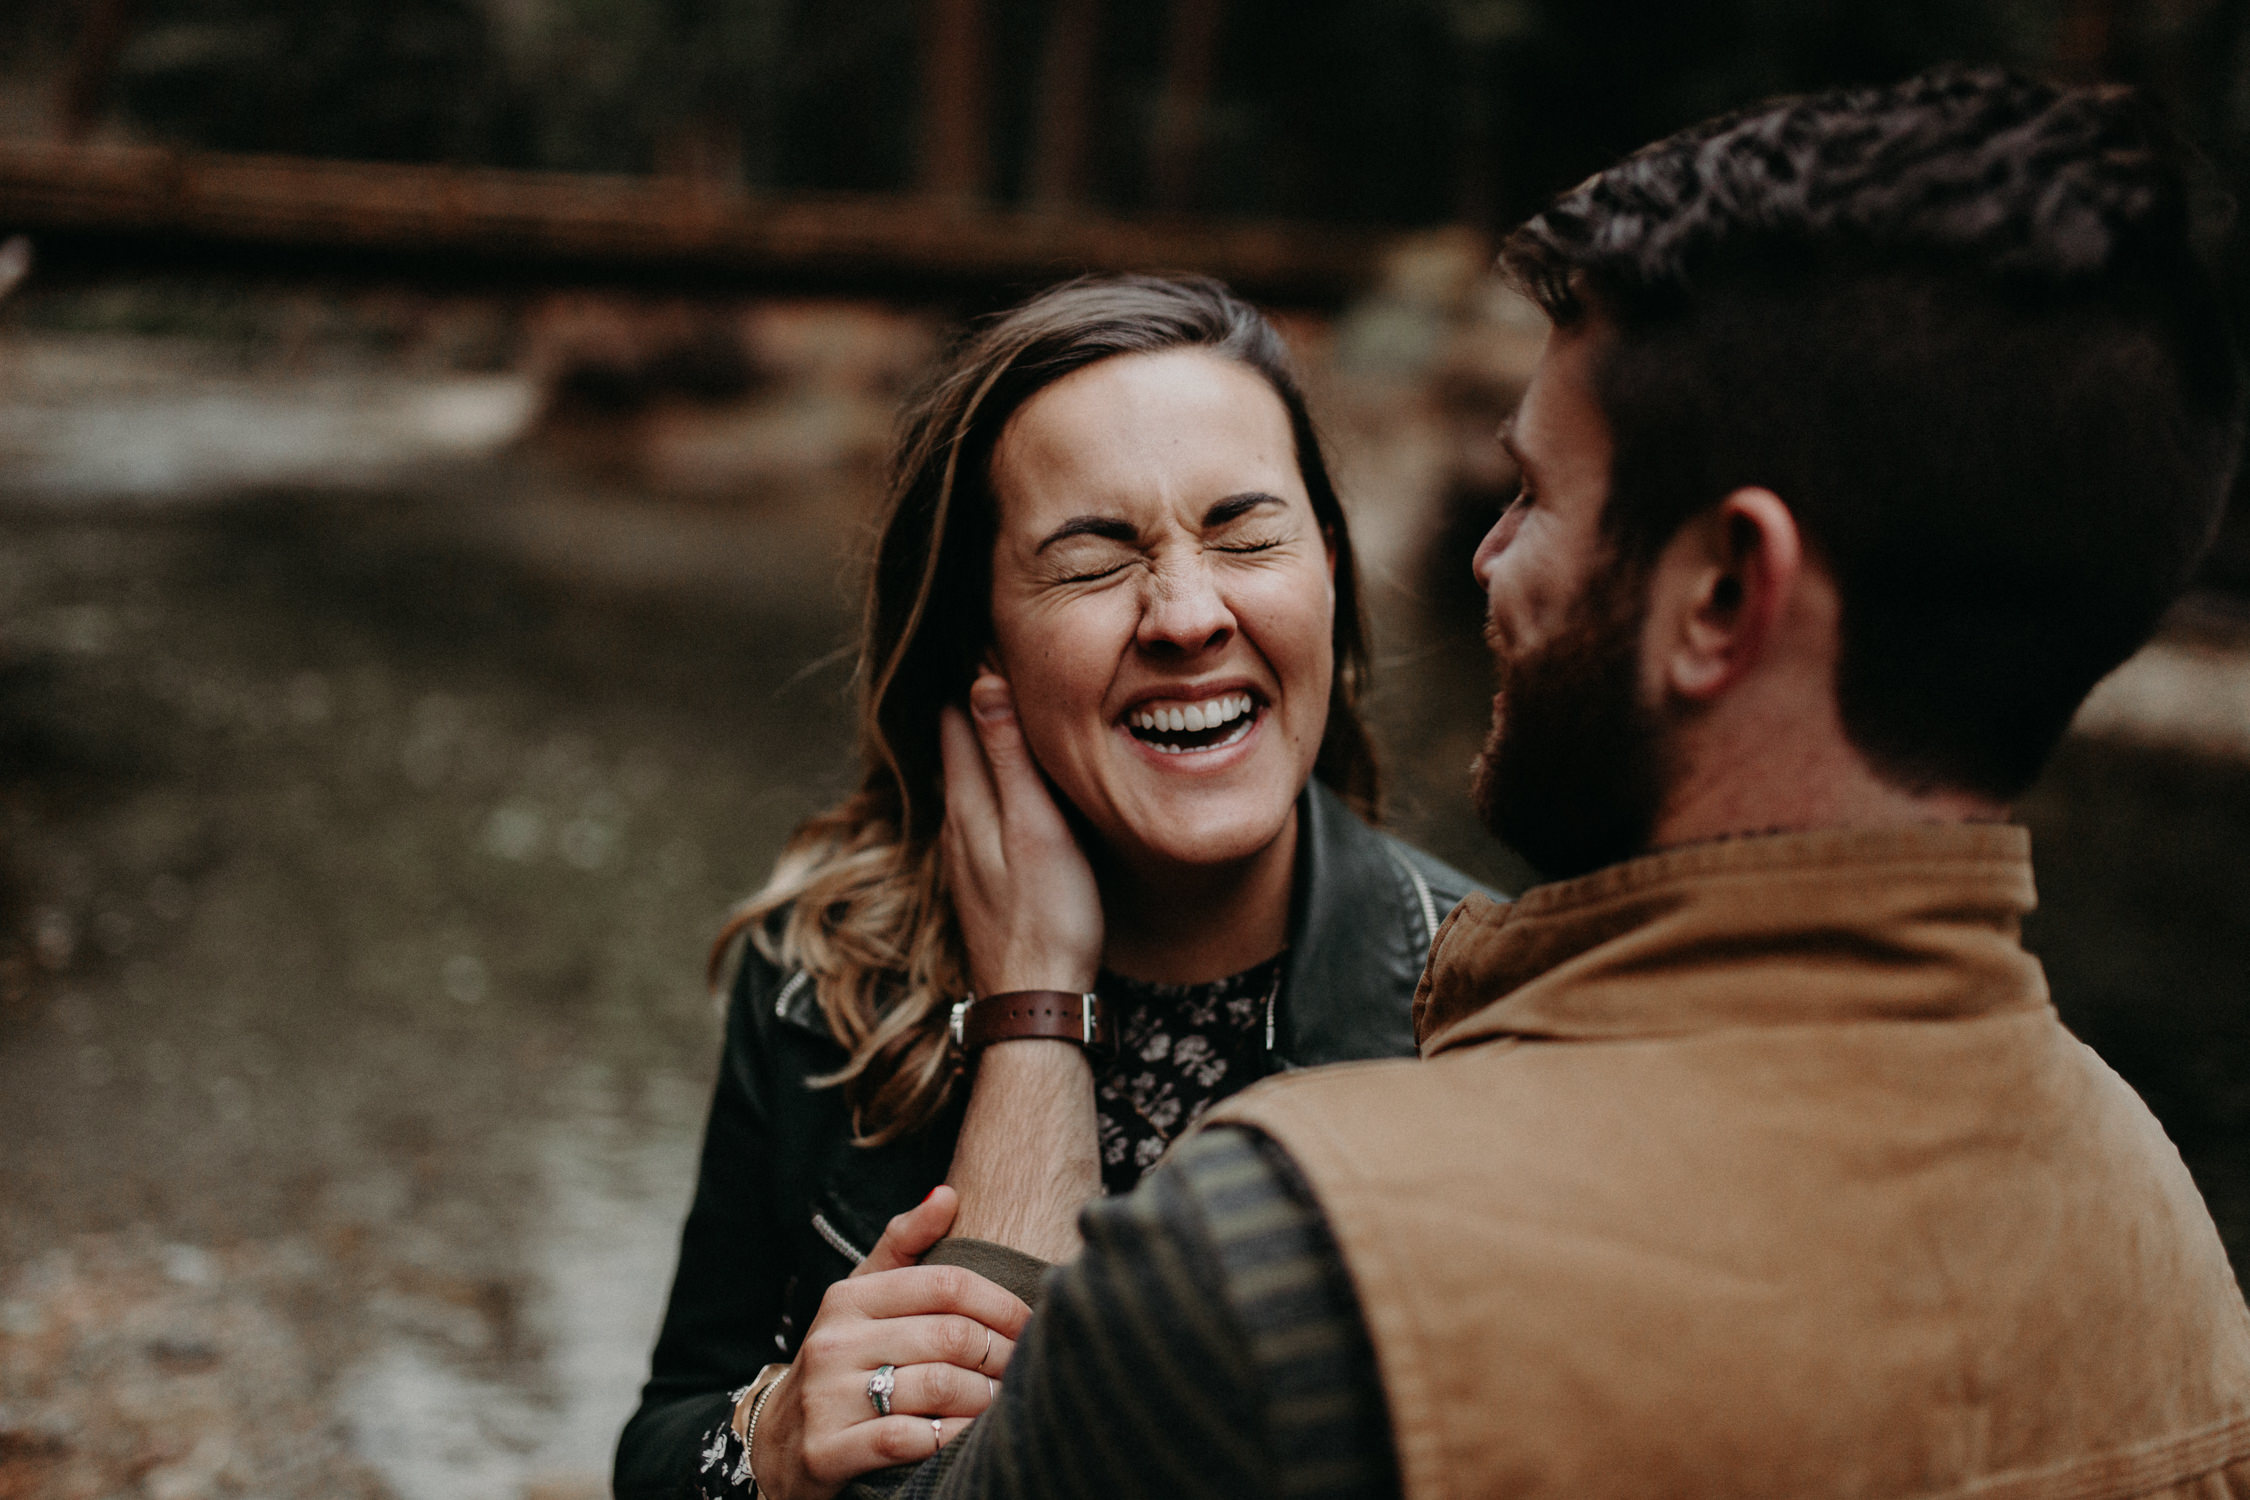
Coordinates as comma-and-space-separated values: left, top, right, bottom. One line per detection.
1414, 822, 2046, 1056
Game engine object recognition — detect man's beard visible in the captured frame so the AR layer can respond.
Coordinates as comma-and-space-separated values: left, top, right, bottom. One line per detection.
1472, 563, 1667, 881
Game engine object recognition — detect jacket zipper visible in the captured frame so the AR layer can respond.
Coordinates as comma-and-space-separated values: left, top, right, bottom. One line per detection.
1390, 849, 1441, 947
811, 1211, 867, 1266
773, 970, 811, 1018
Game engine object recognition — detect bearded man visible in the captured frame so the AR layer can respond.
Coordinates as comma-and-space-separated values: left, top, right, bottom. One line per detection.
754, 67, 2250, 1500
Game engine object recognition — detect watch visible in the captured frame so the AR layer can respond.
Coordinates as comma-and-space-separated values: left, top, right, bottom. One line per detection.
949, 990, 1113, 1060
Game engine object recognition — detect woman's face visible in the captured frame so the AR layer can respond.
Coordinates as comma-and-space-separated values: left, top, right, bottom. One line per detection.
986, 347, 1336, 876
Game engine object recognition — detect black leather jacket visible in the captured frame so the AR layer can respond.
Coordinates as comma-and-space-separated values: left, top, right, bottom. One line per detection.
614, 781, 1494, 1500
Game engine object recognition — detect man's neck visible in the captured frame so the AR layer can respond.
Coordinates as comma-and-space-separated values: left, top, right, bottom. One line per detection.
1095, 810, 1297, 984
1652, 715, 2006, 851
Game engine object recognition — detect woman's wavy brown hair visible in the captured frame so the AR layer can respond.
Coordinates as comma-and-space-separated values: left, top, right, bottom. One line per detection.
714, 274, 1380, 1145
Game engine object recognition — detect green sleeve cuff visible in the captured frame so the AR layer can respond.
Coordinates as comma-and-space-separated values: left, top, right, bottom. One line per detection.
921, 1235, 1053, 1310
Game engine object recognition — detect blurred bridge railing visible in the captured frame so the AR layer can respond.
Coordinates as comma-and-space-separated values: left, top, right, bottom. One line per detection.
0, 140, 1402, 306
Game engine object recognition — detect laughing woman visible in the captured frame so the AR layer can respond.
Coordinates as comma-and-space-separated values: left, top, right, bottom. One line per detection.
615, 276, 1495, 1500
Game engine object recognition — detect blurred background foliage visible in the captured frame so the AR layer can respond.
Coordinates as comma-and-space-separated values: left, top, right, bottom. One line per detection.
15, 0, 2242, 580
0, 0, 2238, 224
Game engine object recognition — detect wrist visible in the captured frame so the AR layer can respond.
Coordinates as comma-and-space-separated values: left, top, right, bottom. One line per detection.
975, 961, 1099, 997
742, 1364, 788, 1495
982, 938, 1099, 998
972, 1035, 1093, 1071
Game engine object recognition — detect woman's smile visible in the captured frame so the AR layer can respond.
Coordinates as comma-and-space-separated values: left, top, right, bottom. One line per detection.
1118, 686, 1263, 759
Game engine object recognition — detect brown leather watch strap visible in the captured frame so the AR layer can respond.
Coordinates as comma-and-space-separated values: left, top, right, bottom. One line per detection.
951, 990, 1112, 1059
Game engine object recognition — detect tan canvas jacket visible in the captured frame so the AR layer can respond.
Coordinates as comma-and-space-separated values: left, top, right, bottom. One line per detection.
1211, 824, 2250, 1500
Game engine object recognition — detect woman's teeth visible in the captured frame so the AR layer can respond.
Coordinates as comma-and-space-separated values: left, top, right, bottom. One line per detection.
1131, 693, 1253, 734
1127, 693, 1258, 753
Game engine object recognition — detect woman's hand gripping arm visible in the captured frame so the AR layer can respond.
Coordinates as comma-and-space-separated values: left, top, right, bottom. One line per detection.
937, 673, 1105, 1263
746, 1188, 1032, 1500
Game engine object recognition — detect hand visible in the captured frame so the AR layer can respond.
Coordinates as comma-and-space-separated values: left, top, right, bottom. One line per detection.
940, 674, 1104, 996
750, 1188, 1032, 1500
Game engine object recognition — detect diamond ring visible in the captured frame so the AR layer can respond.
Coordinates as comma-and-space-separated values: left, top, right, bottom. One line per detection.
867, 1364, 896, 1418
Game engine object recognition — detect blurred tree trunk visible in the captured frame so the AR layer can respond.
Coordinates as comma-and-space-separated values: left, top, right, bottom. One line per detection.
56, 0, 139, 140
741, 0, 790, 190
1455, 43, 1497, 231
656, 116, 747, 193
2054, 0, 2125, 77
921, 0, 991, 205
1030, 0, 1102, 211
1149, 0, 1226, 214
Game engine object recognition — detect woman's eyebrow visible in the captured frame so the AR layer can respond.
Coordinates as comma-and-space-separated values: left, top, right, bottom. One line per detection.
1035, 515, 1139, 553
1204, 491, 1285, 526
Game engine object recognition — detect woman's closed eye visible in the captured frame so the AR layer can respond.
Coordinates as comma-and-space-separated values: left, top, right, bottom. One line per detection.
1209, 532, 1287, 556
1040, 543, 1140, 586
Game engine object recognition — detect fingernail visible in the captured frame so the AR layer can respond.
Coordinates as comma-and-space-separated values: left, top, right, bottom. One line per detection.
968, 676, 1013, 725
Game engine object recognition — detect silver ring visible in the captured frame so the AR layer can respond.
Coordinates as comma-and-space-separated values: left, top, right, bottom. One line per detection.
979, 1326, 994, 1373
867, 1364, 896, 1418
986, 1374, 996, 1403
931, 1416, 943, 1454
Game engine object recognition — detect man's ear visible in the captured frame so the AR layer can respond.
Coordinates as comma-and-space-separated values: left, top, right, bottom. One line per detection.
1648, 487, 1802, 703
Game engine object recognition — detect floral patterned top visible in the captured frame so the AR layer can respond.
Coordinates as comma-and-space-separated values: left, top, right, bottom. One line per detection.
1094, 953, 1284, 1199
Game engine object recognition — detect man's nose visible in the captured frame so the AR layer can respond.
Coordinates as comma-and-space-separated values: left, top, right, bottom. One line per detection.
1471, 500, 1525, 594
1137, 559, 1236, 656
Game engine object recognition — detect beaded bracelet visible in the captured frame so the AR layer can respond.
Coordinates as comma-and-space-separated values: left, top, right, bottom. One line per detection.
745, 1368, 788, 1494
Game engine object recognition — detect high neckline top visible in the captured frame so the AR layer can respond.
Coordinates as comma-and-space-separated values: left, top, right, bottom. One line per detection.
1093, 953, 1285, 1197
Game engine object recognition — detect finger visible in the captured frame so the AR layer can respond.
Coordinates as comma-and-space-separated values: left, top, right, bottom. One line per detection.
822, 1308, 1023, 1378
808, 1416, 976, 1481
938, 703, 1002, 861
966, 675, 1062, 834
844, 1265, 1032, 1339
886, 1359, 998, 1418
852, 1187, 961, 1278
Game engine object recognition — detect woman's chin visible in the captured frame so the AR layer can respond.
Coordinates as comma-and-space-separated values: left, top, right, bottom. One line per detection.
1098, 793, 1297, 876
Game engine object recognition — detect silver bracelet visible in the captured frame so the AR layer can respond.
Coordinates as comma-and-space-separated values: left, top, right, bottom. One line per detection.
744, 1367, 788, 1497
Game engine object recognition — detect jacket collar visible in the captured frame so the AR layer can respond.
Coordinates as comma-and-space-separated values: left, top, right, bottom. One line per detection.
775, 779, 1433, 1058
1414, 822, 2046, 1057
1275, 779, 1426, 1066
775, 779, 1432, 1060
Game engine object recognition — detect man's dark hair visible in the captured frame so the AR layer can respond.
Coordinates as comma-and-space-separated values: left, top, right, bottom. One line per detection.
1502, 67, 2245, 799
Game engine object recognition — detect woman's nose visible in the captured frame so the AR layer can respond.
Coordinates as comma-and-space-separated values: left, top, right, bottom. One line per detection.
1136, 560, 1236, 656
